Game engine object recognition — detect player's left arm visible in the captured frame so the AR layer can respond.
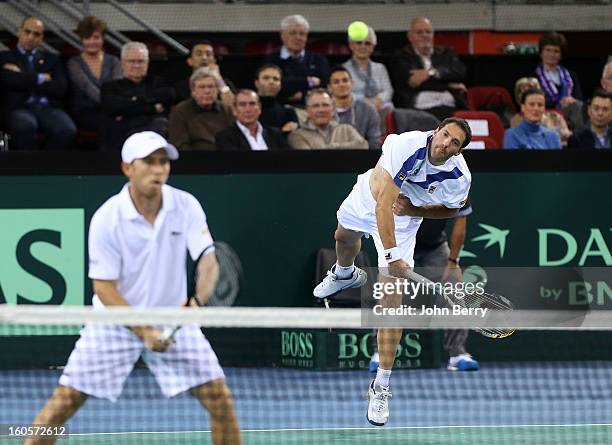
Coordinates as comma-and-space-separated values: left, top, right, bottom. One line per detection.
442, 214, 467, 282
392, 195, 459, 219
193, 249, 219, 306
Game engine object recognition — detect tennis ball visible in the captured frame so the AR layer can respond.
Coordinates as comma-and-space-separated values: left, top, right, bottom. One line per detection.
347, 21, 369, 42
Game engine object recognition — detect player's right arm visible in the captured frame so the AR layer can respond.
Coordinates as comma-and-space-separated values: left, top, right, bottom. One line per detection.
375, 169, 410, 278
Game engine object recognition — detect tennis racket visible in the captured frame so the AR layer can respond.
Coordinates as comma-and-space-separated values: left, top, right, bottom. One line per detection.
158, 242, 242, 342
409, 270, 515, 339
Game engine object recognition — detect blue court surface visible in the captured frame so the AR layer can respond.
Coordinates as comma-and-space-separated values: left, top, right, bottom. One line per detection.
1, 362, 612, 444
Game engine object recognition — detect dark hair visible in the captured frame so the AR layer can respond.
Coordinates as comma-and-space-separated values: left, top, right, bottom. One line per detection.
539, 32, 566, 53
437, 117, 472, 149
328, 65, 352, 82
255, 63, 282, 80
76, 16, 108, 39
190, 40, 213, 52
520, 87, 545, 105
590, 88, 612, 104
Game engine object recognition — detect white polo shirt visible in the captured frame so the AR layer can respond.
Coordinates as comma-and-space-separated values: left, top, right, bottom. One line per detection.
88, 183, 214, 308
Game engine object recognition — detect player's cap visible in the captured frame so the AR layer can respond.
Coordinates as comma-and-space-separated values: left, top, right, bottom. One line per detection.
121, 131, 179, 163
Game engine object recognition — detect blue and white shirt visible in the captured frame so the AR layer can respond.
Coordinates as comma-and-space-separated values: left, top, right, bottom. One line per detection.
379, 131, 471, 209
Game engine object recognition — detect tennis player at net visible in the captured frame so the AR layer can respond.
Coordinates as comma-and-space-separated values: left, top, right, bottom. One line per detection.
314, 118, 472, 427
25, 131, 241, 445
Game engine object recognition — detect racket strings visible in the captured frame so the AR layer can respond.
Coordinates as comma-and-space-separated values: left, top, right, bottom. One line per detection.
462, 291, 513, 310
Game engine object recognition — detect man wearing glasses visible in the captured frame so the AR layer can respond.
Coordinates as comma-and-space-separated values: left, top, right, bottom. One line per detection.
264, 14, 329, 106
342, 25, 394, 116
101, 42, 175, 151
0, 16, 76, 150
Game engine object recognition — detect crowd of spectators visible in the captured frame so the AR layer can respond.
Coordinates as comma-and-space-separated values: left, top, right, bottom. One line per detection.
0, 14, 610, 152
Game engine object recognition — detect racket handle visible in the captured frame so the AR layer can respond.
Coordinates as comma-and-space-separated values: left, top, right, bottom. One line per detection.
159, 326, 179, 341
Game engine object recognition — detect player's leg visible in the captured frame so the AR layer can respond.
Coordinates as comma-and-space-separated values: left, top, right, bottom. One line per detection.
314, 224, 368, 299
376, 275, 404, 373
192, 379, 242, 445
366, 218, 418, 426
335, 224, 362, 266
366, 272, 402, 426
145, 326, 240, 444
23, 386, 88, 445
314, 172, 375, 299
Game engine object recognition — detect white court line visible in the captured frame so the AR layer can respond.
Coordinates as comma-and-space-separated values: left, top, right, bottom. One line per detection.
67, 423, 612, 436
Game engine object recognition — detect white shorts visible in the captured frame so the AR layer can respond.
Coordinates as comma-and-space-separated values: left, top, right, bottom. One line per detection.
59, 323, 225, 402
336, 170, 422, 268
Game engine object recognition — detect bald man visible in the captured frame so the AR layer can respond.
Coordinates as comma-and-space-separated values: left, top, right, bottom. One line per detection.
0, 17, 76, 150
390, 17, 467, 120
602, 61, 612, 93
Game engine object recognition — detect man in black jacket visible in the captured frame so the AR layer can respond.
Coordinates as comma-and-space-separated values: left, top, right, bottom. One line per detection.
264, 14, 329, 106
568, 89, 611, 149
390, 17, 467, 120
254, 64, 299, 133
100, 42, 174, 151
216, 89, 287, 151
0, 17, 76, 150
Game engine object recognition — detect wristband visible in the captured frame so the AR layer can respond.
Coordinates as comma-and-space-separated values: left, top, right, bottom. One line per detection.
383, 247, 401, 264
448, 257, 459, 265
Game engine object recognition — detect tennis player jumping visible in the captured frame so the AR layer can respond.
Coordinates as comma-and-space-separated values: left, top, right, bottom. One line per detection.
314, 118, 472, 426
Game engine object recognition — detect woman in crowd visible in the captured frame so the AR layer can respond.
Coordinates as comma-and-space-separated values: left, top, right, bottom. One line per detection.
67, 16, 122, 132
511, 77, 572, 146
503, 87, 562, 149
533, 32, 583, 129
342, 25, 393, 125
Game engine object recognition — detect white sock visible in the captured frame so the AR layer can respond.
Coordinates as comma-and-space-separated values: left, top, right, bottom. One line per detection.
333, 263, 354, 279
375, 367, 391, 388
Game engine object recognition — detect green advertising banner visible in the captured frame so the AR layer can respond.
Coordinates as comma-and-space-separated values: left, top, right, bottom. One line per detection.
0, 209, 84, 306
0, 173, 610, 308
0, 172, 610, 365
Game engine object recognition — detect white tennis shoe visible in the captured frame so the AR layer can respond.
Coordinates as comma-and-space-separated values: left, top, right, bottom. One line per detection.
313, 267, 367, 299
367, 380, 391, 426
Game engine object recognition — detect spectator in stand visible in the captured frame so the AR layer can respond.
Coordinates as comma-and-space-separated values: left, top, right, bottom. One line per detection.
254, 64, 298, 134
541, 110, 572, 148
601, 61, 612, 92
510, 77, 541, 128
0, 16, 76, 150
503, 87, 561, 150
342, 25, 394, 118
264, 14, 329, 106
100, 42, 174, 151
511, 77, 572, 145
568, 89, 612, 149
328, 66, 380, 149
534, 32, 583, 130
390, 16, 467, 120
288, 89, 368, 150
67, 16, 122, 133
216, 89, 287, 151
168, 67, 234, 150
173, 40, 234, 109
